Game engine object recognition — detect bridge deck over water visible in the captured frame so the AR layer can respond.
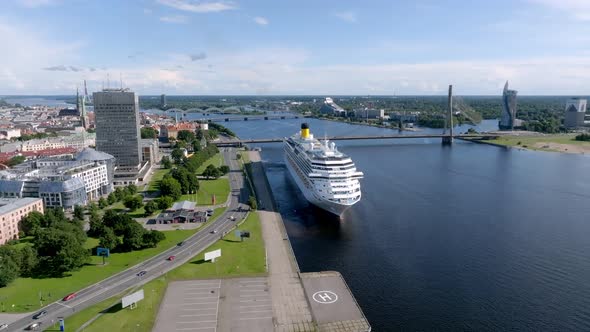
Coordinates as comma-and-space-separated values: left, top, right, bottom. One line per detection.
214, 134, 498, 146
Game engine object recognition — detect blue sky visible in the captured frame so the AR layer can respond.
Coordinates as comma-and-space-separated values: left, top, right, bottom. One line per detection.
2, 0, 590, 95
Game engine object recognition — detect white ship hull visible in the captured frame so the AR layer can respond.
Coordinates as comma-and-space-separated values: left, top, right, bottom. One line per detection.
284, 155, 357, 216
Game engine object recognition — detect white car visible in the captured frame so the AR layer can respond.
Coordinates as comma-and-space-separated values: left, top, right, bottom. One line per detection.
0, 323, 8, 330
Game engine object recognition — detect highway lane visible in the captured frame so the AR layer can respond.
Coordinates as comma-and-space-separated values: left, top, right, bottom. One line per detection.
8, 147, 249, 331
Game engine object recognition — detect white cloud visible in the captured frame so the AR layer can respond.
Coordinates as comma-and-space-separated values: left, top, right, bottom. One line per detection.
159, 15, 189, 23
333, 11, 357, 23
16, 0, 56, 8
253, 16, 269, 26
528, 0, 590, 20
143, 8, 153, 15
156, 0, 236, 13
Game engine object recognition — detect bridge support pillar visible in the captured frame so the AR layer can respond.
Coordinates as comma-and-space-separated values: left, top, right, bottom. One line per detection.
442, 84, 454, 146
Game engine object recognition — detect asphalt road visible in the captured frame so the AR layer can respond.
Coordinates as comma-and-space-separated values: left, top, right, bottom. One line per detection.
8, 147, 250, 332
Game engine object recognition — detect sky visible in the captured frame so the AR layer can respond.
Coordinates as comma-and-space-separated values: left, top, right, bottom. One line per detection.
2, 0, 590, 95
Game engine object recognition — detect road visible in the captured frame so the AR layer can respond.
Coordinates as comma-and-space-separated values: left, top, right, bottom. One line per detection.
8, 147, 249, 332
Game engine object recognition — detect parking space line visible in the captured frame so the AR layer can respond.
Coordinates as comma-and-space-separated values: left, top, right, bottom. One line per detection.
239, 299, 271, 303
175, 327, 216, 331
177, 320, 217, 324
240, 289, 267, 292
239, 309, 273, 314
238, 316, 273, 321
181, 308, 216, 311
182, 301, 218, 305
183, 296, 218, 300
239, 304, 272, 308
239, 294, 269, 297
179, 313, 217, 317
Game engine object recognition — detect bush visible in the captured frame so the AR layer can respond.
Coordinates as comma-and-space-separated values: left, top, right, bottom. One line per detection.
575, 133, 590, 141
248, 196, 257, 210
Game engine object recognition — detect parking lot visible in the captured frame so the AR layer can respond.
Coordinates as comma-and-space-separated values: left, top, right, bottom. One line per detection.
154, 277, 273, 332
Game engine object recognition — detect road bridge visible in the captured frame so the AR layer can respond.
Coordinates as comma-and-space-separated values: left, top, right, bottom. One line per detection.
213, 134, 499, 147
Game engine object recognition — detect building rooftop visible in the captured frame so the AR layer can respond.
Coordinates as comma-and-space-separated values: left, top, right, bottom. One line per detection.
170, 200, 196, 211
0, 197, 42, 215
76, 148, 115, 162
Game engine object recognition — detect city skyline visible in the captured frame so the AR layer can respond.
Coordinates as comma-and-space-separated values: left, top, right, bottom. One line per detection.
3, 0, 590, 95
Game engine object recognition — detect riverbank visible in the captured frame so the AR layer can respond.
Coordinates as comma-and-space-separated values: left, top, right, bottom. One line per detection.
466, 133, 590, 154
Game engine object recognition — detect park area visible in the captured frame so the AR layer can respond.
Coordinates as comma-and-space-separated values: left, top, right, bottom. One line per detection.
43, 211, 265, 332
484, 133, 590, 154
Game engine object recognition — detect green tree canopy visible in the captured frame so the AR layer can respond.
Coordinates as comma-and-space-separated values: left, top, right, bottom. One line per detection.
141, 127, 158, 139
99, 227, 120, 250
160, 176, 182, 200
123, 195, 143, 211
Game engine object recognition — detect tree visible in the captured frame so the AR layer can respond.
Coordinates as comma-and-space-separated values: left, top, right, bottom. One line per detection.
107, 193, 117, 205
19, 211, 44, 236
34, 228, 89, 276
124, 195, 143, 211
113, 187, 126, 201
159, 176, 182, 200
87, 202, 99, 214
161, 156, 172, 169
99, 227, 120, 250
196, 129, 204, 140
218, 165, 230, 175
192, 140, 202, 152
140, 127, 158, 139
0, 255, 19, 287
144, 200, 159, 216
156, 196, 174, 210
73, 205, 85, 221
203, 164, 221, 179
98, 197, 108, 209
17, 246, 38, 277
120, 222, 146, 252
171, 148, 184, 164
54, 221, 87, 245
88, 211, 105, 237
248, 196, 257, 210
6, 155, 26, 167
142, 230, 165, 248
177, 130, 196, 142
125, 184, 138, 196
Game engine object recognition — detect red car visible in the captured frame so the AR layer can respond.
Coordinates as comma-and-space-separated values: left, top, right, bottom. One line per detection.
167, 255, 176, 261
63, 293, 76, 301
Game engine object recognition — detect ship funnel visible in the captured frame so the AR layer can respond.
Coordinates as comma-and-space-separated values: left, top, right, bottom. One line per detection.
300, 123, 310, 139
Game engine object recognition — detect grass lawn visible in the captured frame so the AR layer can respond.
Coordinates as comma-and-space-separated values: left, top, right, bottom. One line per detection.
196, 153, 224, 175
180, 178, 230, 206
0, 230, 196, 313
486, 134, 590, 151
110, 196, 146, 218
49, 212, 265, 332
146, 169, 170, 193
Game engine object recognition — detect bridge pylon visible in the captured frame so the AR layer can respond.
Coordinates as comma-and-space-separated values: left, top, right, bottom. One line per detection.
442, 84, 453, 146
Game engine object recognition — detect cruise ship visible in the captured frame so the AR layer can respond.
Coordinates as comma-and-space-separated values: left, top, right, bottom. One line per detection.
284, 123, 363, 216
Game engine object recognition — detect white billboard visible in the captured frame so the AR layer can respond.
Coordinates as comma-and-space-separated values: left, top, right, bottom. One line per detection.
204, 249, 221, 262
122, 289, 144, 308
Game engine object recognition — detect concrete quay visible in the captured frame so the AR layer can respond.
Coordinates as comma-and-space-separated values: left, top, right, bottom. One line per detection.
247, 151, 370, 332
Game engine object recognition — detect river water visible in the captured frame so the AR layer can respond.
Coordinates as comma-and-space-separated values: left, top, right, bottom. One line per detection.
210, 118, 590, 331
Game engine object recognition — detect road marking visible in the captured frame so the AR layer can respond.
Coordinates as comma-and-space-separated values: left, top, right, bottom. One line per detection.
239, 309, 273, 314
175, 327, 216, 331
56, 302, 71, 308
181, 308, 216, 311
312, 291, 338, 304
177, 320, 217, 324
238, 316, 273, 321
239, 299, 271, 303
181, 301, 218, 305
239, 304, 272, 308
179, 313, 217, 317
240, 289, 267, 292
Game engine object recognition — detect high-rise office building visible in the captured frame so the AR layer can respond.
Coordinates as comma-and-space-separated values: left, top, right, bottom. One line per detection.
161, 94, 167, 108
564, 98, 587, 128
94, 88, 142, 168
499, 81, 518, 130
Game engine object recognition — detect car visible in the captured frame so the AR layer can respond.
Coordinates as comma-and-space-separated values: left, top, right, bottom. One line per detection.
137, 270, 147, 277
206, 209, 214, 214
26, 323, 40, 330
32, 310, 47, 319
63, 293, 76, 301
0, 323, 9, 330
167, 255, 176, 261
230, 216, 236, 221
177, 241, 184, 246
210, 229, 217, 234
